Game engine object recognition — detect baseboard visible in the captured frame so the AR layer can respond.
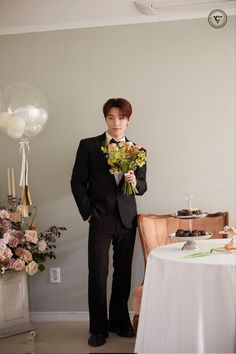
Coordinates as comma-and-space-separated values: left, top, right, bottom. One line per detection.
30, 311, 134, 322
30, 311, 89, 322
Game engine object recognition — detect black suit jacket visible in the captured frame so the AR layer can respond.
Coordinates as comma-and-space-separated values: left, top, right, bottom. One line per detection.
71, 132, 147, 228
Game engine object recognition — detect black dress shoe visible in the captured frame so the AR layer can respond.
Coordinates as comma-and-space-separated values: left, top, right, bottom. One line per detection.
108, 322, 117, 333
88, 333, 107, 347
116, 325, 135, 338
108, 323, 135, 338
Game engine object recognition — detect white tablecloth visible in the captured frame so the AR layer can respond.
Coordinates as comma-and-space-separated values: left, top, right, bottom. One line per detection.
135, 239, 236, 354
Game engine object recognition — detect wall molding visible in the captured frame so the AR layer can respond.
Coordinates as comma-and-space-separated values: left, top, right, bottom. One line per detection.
30, 311, 134, 322
0, 2, 235, 35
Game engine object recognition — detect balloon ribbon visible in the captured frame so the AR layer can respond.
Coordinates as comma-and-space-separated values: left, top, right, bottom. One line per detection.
19, 137, 32, 216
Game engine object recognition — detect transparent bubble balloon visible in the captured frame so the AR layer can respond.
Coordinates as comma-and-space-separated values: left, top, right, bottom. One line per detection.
0, 82, 48, 139
24, 122, 43, 137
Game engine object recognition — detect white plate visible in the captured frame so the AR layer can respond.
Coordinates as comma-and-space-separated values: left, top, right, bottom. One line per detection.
172, 213, 208, 219
169, 232, 213, 241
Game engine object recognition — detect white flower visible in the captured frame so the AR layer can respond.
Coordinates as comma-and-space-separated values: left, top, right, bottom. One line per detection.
38, 240, 47, 252
0, 210, 10, 219
3, 232, 12, 244
25, 230, 38, 244
25, 261, 38, 276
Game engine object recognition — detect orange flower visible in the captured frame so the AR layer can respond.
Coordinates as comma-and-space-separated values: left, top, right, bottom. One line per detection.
27, 222, 38, 230
224, 242, 236, 251
9, 212, 22, 223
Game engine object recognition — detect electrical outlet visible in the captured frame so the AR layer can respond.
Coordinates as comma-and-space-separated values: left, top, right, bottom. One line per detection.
50, 267, 61, 283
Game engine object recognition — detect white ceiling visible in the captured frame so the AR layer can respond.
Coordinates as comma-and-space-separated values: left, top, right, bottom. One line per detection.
0, 0, 235, 35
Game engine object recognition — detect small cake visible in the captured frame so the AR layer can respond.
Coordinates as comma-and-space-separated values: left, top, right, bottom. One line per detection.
176, 229, 185, 237
175, 229, 207, 237
177, 209, 190, 216
191, 208, 203, 215
177, 208, 202, 216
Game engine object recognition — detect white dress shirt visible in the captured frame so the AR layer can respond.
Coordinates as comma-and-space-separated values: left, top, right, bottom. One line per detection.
106, 132, 124, 185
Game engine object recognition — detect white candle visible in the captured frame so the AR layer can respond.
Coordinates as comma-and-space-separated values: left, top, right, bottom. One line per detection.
7, 168, 11, 195
11, 168, 16, 198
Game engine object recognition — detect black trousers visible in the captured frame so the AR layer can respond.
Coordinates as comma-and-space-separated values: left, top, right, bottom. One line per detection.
88, 210, 136, 334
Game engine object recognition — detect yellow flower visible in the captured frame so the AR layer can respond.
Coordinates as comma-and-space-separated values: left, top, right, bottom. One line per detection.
101, 140, 147, 195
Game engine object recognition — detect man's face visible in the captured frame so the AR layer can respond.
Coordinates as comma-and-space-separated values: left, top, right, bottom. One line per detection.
105, 107, 130, 139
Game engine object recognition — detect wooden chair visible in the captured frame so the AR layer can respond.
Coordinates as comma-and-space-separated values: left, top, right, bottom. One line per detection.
133, 212, 229, 333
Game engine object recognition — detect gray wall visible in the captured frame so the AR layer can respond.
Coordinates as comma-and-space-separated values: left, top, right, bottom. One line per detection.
0, 17, 235, 312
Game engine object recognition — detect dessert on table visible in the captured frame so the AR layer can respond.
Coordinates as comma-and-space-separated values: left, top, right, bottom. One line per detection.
170, 193, 211, 250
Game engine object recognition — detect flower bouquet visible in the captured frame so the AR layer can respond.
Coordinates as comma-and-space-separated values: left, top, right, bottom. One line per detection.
101, 141, 146, 195
222, 226, 236, 249
0, 207, 66, 277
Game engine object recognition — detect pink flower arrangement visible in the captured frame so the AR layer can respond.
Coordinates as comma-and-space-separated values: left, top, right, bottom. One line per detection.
0, 207, 66, 277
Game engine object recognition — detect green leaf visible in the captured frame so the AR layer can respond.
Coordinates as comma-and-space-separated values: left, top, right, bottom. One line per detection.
184, 251, 213, 259
38, 264, 45, 272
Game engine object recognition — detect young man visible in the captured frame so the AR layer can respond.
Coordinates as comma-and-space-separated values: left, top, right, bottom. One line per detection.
71, 98, 147, 347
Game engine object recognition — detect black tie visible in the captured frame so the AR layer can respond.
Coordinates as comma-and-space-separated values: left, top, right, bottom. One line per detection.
110, 138, 118, 144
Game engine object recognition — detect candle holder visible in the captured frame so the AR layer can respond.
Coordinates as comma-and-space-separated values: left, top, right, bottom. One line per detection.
7, 194, 18, 211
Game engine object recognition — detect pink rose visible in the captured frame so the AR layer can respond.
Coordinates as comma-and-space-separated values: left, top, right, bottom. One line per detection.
25, 261, 38, 276
109, 143, 118, 149
14, 247, 32, 262
0, 247, 13, 261
3, 258, 15, 269
22, 249, 33, 262
3, 232, 11, 244
13, 258, 25, 271
8, 236, 20, 248
25, 230, 38, 244
15, 247, 24, 257
0, 210, 10, 219
12, 230, 24, 240
2, 220, 12, 231
38, 240, 47, 252
0, 239, 6, 251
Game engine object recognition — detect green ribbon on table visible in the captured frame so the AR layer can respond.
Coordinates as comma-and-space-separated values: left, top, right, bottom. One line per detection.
184, 251, 213, 259
184, 247, 225, 259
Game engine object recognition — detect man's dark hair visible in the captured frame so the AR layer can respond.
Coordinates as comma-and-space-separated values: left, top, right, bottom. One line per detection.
103, 98, 132, 118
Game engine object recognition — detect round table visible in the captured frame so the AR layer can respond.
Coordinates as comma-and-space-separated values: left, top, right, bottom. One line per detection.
135, 239, 236, 354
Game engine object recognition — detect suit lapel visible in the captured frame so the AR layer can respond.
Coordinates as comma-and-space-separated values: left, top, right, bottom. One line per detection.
95, 133, 108, 162
95, 133, 117, 187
